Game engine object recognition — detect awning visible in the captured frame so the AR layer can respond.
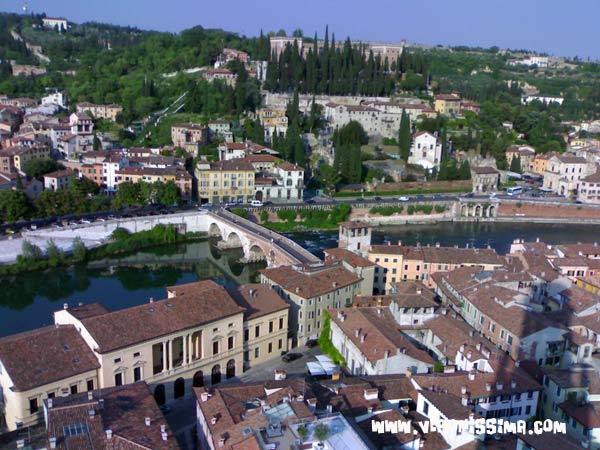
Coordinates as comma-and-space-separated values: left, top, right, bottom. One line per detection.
306, 355, 339, 376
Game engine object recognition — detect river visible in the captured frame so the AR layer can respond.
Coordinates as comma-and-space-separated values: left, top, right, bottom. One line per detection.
2, 222, 600, 337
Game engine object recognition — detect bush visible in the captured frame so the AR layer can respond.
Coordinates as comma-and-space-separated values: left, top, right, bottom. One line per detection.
407, 205, 415, 215
46, 239, 64, 267
277, 209, 297, 222
259, 210, 269, 222
370, 206, 403, 216
318, 312, 346, 366
434, 205, 446, 213
21, 239, 43, 260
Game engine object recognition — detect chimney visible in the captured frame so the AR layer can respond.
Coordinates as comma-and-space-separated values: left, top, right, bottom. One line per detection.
469, 330, 475, 337
476, 343, 482, 351
63, 303, 68, 310
485, 383, 492, 391
461, 394, 469, 406
511, 380, 517, 389
360, 335, 365, 343
295, 287, 300, 293
515, 360, 521, 367
435, 242, 440, 248
384, 350, 390, 358
377, 308, 382, 315
106, 430, 113, 440
466, 351, 472, 360
459, 344, 466, 353
402, 347, 407, 354
218, 437, 226, 447
201, 392, 209, 402
406, 367, 413, 378
149, 297, 154, 303
88, 391, 93, 401
161, 424, 166, 433
49, 437, 57, 449
468, 372, 475, 381
398, 240, 402, 246
211, 416, 218, 425
461, 385, 467, 394
355, 328, 361, 338
332, 282, 338, 288
416, 288, 422, 295
367, 406, 374, 414
496, 382, 504, 390
145, 417, 151, 426
162, 432, 168, 441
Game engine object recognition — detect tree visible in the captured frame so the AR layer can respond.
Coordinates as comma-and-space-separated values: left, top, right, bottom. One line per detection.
313, 423, 330, 444
46, 239, 64, 267
459, 160, 471, 180
399, 110, 411, 161
21, 158, 62, 179
114, 181, 142, 207
21, 239, 43, 261
72, 237, 87, 262
510, 155, 522, 173
0, 190, 31, 222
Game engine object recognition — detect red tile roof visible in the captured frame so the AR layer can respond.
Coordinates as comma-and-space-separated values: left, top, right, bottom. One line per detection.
0, 325, 99, 392
227, 284, 289, 320
78, 281, 245, 353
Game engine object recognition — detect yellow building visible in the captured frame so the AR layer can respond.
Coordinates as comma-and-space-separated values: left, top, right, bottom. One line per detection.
0, 145, 51, 172
434, 93, 462, 115
76, 102, 123, 122
228, 284, 289, 368
367, 243, 504, 292
195, 159, 255, 204
258, 108, 288, 143
531, 151, 560, 176
116, 166, 193, 200
575, 276, 600, 295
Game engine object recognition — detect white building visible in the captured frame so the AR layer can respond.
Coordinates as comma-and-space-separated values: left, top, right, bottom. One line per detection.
328, 307, 435, 376
102, 154, 129, 193
408, 131, 442, 170
522, 94, 564, 105
543, 154, 594, 196
41, 91, 67, 109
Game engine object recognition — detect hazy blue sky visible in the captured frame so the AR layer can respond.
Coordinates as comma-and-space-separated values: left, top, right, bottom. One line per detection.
2, 0, 598, 59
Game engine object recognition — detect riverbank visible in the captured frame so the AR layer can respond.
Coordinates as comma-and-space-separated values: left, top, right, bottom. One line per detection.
0, 225, 207, 276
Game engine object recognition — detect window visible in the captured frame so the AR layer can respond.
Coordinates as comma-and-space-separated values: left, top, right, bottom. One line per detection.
134, 367, 142, 382
278, 339, 283, 349
279, 317, 284, 329
526, 405, 531, 415
29, 398, 38, 414
255, 326, 260, 338
244, 329, 249, 341
133, 352, 140, 358
114, 373, 123, 386
114, 357, 121, 363
228, 336, 234, 350
213, 341, 219, 355
86, 380, 94, 391
254, 348, 259, 359
269, 321, 274, 333
47, 391, 55, 399
70, 384, 78, 395
423, 401, 429, 415
268, 343, 273, 353
557, 386, 561, 397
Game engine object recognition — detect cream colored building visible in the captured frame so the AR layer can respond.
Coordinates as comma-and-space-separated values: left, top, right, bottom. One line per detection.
53, 281, 247, 406
0, 325, 100, 432
228, 284, 289, 369
195, 159, 255, 204
577, 171, 600, 204
434, 93, 462, 115
543, 154, 594, 196
0, 145, 52, 172
171, 122, 207, 152
76, 102, 123, 122
260, 262, 366, 344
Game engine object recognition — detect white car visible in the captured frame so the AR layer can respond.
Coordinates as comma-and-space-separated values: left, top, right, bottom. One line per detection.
398, 196, 409, 202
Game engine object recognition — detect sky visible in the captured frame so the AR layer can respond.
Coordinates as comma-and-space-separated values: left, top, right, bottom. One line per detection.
1, 0, 599, 60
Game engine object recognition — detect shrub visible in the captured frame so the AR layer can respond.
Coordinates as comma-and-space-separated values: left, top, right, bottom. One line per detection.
277, 209, 297, 222
434, 205, 446, 213
259, 210, 269, 222
407, 205, 415, 215
231, 207, 249, 219
72, 237, 87, 262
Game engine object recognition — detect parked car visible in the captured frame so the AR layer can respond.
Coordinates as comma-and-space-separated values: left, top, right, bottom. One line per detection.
398, 196, 409, 202
306, 339, 319, 348
282, 352, 303, 363
415, 194, 425, 200
80, 219, 91, 224
305, 199, 316, 204
262, 201, 273, 206
433, 194, 442, 200
373, 196, 382, 201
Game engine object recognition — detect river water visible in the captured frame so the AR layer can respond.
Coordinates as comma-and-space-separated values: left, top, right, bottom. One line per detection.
2, 222, 600, 337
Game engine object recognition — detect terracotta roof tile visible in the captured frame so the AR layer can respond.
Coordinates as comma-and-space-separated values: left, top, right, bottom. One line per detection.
0, 325, 99, 392
227, 284, 289, 321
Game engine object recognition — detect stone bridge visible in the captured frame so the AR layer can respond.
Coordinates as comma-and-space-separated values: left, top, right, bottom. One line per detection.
10, 209, 320, 267
206, 210, 320, 267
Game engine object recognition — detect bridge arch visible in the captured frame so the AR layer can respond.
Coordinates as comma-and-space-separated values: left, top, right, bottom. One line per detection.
226, 231, 243, 248
247, 244, 266, 263
208, 223, 222, 238
461, 204, 468, 217
488, 204, 497, 217
474, 204, 482, 217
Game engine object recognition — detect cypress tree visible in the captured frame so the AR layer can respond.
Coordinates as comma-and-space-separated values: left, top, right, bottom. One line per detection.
399, 110, 411, 161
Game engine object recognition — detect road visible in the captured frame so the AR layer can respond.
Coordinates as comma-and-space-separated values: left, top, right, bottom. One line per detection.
213, 209, 320, 265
